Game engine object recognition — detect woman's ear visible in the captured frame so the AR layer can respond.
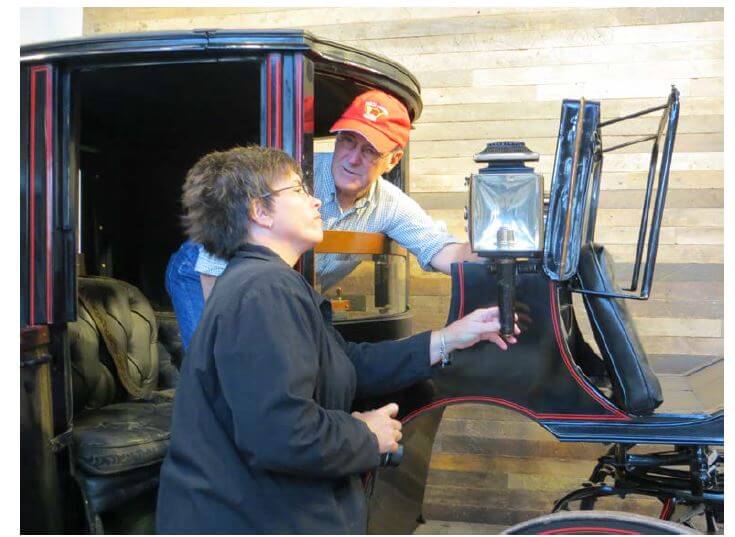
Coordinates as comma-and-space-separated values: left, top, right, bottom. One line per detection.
249, 199, 274, 229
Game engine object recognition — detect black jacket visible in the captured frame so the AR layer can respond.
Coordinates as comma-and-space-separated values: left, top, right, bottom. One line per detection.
156, 244, 432, 534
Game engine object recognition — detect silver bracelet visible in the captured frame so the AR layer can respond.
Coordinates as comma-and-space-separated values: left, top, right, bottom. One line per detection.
439, 330, 451, 368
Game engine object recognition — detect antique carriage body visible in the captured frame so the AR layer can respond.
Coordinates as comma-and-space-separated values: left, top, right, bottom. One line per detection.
368, 90, 724, 534
20, 29, 723, 535
20, 30, 420, 533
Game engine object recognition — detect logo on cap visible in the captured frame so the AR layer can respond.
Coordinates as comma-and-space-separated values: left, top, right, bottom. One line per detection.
363, 101, 388, 122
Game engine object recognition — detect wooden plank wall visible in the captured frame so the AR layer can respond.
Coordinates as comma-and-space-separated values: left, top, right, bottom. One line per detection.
84, 8, 724, 528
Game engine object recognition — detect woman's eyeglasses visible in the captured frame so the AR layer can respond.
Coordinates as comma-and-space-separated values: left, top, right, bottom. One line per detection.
261, 182, 313, 199
335, 132, 388, 163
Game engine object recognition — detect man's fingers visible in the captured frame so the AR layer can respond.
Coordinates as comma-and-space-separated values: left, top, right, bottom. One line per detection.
391, 419, 402, 430
395, 430, 403, 442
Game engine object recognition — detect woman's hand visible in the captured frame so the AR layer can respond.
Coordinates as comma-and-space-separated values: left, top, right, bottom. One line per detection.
430, 307, 520, 365
352, 403, 402, 454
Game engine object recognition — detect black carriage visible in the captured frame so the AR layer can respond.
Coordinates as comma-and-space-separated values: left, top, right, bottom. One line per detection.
368, 89, 724, 535
20, 29, 723, 535
20, 29, 419, 533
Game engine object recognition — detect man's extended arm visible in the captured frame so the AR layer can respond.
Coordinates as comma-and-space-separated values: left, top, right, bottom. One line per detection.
429, 242, 484, 275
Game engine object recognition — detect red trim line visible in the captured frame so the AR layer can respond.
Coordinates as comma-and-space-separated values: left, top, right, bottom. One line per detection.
659, 498, 674, 520
401, 396, 630, 427
274, 55, 282, 149
294, 53, 303, 161
539, 528, 639, 535
29, 67, 38, 324
29, 65, 52, 324
549, 281, 629, 419
457, 262, 465, 319
266, 55, 272, 146
44, 66, 53, 323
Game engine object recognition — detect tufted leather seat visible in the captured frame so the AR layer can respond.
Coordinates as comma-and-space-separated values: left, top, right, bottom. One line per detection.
577, 244, 663, 415
67, 276, 179, 532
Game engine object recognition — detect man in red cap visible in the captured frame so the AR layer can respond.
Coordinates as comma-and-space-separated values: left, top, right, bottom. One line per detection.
167, 89, 478, 348
328, 90, 412, 209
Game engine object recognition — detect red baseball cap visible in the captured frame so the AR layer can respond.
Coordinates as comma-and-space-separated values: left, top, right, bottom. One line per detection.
330, 90, 411, 154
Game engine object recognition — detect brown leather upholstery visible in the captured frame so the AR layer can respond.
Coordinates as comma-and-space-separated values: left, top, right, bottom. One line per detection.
68, 303, 118, 413
67, 276, 179, 530
74, 277, 159, 401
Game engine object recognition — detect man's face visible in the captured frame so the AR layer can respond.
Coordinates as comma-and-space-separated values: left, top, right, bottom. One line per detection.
331, 131, 404, 202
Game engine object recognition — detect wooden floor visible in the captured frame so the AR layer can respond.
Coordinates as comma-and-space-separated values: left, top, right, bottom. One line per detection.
415, 520, 507, 534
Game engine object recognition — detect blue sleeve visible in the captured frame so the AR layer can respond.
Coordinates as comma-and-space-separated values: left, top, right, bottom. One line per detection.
381, 184, 461, 271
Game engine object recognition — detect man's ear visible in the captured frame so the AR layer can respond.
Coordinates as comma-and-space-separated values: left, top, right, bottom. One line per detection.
249, 199, 273, 228
386, 149, 404, 172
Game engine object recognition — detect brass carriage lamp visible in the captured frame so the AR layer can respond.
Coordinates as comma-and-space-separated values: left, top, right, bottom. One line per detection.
467, 141, 544, 338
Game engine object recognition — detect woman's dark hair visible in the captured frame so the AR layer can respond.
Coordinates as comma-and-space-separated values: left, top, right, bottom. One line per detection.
181, 145, 302, 259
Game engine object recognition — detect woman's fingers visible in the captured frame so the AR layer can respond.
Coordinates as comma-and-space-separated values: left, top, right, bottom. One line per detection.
378, 402, 399, 417
488, 333, 508, 350
466, 307, 500, 322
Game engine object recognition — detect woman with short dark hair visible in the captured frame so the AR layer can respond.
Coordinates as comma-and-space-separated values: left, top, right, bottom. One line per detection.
156, 145, 518, 534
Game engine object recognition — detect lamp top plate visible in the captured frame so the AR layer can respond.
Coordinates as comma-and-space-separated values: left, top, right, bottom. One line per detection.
474, 141, 539, 163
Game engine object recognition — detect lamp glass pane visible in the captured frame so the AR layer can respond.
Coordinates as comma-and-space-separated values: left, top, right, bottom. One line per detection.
471, 172, 543, 253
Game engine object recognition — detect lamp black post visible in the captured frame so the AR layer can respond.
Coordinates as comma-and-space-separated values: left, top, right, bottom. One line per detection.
467, 141, 544, 338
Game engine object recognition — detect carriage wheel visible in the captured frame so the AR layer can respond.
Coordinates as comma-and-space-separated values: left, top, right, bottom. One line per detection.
502, 511, 698, 534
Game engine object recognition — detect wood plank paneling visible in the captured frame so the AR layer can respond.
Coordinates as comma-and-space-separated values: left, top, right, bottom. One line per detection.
348, 20, 724, 55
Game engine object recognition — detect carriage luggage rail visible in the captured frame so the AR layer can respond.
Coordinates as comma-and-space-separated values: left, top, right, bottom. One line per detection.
544, 86, 681, 301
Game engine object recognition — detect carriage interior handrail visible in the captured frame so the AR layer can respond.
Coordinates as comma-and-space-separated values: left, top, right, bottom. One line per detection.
315, 230, 408, 256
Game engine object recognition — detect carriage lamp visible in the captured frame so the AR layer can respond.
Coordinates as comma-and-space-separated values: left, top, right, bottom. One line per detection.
467, 141, 544, 338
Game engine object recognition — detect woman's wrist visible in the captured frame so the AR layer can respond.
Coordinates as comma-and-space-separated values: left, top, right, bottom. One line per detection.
429, 328, 453, 366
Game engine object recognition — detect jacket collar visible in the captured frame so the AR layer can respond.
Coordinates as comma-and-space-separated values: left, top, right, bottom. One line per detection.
231, 243, 290, 265
232, 243, 333, 319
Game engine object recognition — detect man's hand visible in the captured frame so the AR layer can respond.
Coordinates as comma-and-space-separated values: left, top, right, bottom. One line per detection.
430, 307, 520, 365
352, 403, 402, 454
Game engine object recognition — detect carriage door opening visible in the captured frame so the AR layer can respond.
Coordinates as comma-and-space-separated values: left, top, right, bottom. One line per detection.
77, 60, 261, 309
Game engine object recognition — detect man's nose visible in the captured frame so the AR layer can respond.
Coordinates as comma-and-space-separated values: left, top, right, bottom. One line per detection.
312, 195, 322, 209
346, 145, 362, 165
